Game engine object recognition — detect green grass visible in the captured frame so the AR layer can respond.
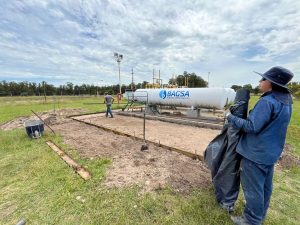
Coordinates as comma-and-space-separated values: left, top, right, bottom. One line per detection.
0, 95, 126, 124
269, 167, 300, 225
287, 98, 300, 156
0, 96, 300, 224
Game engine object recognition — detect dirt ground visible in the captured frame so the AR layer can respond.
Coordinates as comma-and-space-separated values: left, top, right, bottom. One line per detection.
73, 113, 220, 157
53, 120, 211, 194
1, 109, 300, 195
278, 144, 300, 169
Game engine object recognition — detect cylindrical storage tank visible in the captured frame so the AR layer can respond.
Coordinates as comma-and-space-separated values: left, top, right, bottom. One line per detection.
123, 91, 134, 100
133, 88, 236, 109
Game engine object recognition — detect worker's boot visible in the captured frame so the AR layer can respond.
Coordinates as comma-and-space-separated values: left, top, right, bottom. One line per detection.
230, 216, 251, 225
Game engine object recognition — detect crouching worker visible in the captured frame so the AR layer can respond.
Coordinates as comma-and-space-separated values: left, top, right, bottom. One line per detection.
104, 92, 114, 118
226, 66, 294, 225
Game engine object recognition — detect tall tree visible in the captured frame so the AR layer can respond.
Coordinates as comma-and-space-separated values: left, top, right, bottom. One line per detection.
66, 82, 74, 95
169, 71, 207, 87
242, 84, 253, 92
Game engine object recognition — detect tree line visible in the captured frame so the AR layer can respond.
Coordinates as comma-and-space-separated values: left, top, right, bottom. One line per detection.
0, 71, 208, 96
1, 71, 299, 97
0, 80, 144, 96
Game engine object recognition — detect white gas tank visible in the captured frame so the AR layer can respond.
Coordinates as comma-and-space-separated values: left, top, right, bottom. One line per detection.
133, 88, 235, 109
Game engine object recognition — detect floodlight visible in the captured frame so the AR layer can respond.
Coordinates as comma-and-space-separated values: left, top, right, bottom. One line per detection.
114, 52, 124, 94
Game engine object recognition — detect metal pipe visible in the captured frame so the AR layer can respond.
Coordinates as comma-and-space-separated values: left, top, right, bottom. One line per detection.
134, 90, 149, 151
118, 61, 121, 94
31, 110, 55, 134
143, 111, 146, 141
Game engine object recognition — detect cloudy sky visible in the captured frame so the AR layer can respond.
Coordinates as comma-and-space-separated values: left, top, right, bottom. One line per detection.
1, 0, 300, 88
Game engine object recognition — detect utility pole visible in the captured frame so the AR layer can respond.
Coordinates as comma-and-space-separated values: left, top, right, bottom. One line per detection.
43, 81, 46, 103
97, 80, 103, 96
153, 69, 155, 85
131, 68, 134, 92
158, 69, 161, 87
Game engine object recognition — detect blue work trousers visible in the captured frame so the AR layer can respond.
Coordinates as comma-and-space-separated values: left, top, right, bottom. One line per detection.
240, 157, 274, 225
106, 105, 113, 117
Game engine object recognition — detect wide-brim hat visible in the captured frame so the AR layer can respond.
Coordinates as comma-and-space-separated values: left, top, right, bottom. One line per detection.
254, 66, 294, 89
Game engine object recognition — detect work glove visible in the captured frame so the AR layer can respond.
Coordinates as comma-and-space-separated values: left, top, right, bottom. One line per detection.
224, 109, 231, 119
223, 109, 231, 126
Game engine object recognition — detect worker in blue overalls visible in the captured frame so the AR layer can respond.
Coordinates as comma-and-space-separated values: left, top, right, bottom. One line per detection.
226, 66, 294, 225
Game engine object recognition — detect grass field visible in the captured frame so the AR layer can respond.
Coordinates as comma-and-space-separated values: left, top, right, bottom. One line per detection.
0, 96, 118, 124
0, 96, 299, 225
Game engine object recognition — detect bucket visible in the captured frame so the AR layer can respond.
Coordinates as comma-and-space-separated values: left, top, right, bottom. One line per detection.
24, 120, 44, 138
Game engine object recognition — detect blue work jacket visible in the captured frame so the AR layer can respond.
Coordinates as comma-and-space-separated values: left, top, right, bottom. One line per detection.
227, 91, 292, 165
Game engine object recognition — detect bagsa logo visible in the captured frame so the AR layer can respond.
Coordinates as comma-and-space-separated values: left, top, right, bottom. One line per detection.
159, 89, 190, 99
159, 90, 167, 99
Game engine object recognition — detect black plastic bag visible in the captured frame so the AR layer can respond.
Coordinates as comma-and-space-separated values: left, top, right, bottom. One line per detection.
204, 89, 250, 210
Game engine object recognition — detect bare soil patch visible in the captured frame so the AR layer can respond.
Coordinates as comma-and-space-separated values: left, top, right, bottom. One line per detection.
0, 108, 87, 131
278, 144, 300, 169
73, 113, 220, 157
52, 120, 211, 194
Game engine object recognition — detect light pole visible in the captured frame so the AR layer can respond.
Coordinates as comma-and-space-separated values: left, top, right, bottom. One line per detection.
114, 52, 123, 94
97, 80, 103, 96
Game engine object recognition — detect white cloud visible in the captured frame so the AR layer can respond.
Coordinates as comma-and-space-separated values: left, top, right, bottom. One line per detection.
0, 0, 299, 87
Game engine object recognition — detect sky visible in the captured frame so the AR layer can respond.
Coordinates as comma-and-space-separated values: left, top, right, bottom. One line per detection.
0, 0, 300, 88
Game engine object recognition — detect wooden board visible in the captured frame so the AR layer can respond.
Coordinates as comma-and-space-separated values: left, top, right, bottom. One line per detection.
46, 141, 91, 180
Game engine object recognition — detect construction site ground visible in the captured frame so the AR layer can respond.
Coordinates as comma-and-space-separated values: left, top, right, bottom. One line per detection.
72, 112, 221, 157
1, 108, 299, 194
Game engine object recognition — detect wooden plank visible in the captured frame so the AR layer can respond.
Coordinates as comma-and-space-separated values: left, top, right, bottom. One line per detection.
46, 141, 91, 180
